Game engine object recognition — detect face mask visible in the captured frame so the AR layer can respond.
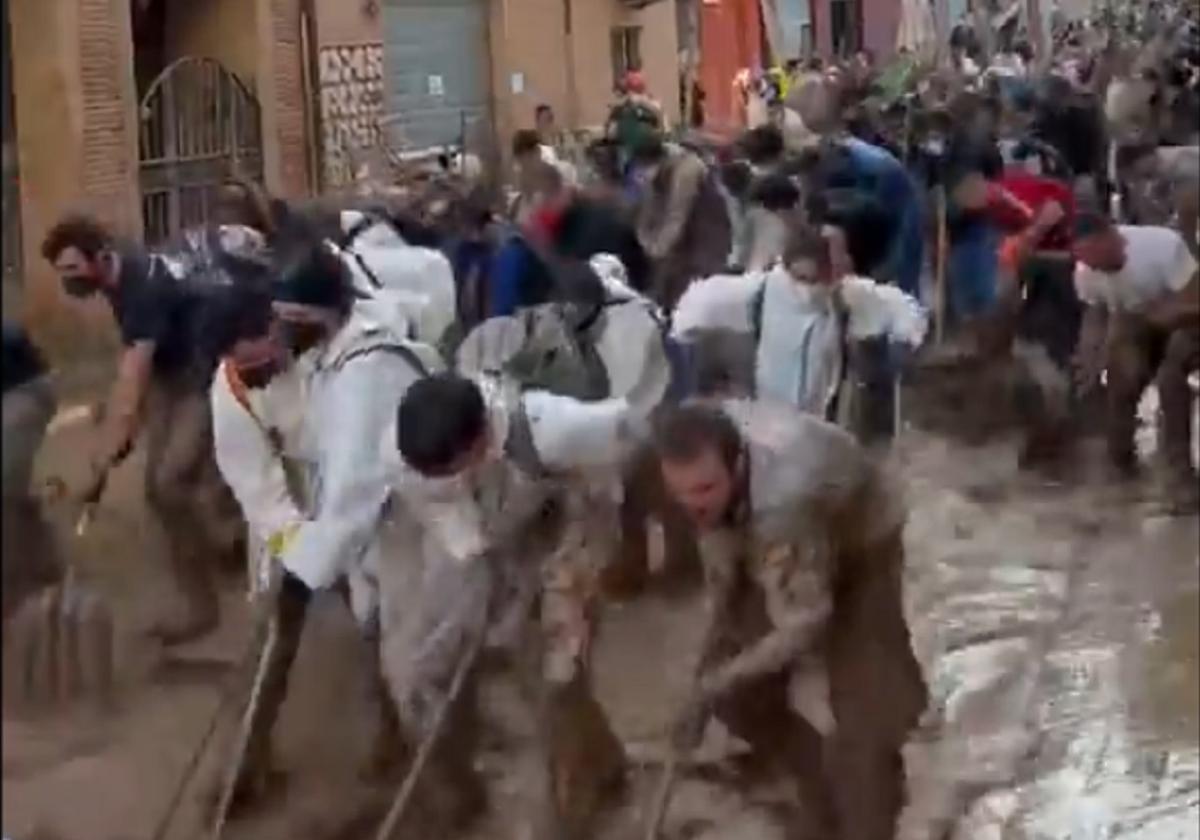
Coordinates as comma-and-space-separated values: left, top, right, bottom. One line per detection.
922, 135, 946, 156
62, 275, 99, 299
237, 360, 282, 390
279, 320, 327, 356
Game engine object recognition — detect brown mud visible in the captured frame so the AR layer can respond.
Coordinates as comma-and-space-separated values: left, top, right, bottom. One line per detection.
3, 404, 1197, 840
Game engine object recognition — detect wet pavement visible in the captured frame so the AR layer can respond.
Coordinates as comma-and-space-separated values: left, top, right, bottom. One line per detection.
897, 431, 1199, 840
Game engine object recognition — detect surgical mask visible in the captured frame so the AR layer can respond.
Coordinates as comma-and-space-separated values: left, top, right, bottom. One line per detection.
62, 275, 99, 299
278, 320, 327, 356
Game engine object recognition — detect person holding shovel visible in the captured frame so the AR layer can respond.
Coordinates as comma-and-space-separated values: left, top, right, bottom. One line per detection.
41, 215, 245, 645
209, 223, 444, 816
380, 368, 659, 839
649, 400, 927, 840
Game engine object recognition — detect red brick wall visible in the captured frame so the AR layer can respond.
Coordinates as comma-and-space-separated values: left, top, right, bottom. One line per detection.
269, 0, 310, 198
78, 0, 140, 235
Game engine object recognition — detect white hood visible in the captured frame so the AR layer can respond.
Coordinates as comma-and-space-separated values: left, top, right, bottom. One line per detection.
337, 212, 456, 347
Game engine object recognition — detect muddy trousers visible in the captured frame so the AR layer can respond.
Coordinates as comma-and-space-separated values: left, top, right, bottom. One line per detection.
237, 575, 402, 793
713, 532, 925, 840
517, 651, 626, 840
388, 647, 624, 839
715, 682, 915, 839
1105, 317, 1199, 473
713, 669, 839, 835
142, 379, 240, 636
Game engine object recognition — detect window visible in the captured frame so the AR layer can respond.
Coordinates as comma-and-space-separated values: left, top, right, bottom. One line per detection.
611, 26, 643, 88
799, 22, 813, 57
830, 0, 862, 58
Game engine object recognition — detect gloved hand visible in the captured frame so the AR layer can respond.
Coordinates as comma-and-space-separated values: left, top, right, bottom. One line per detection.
77, 462, 110, 507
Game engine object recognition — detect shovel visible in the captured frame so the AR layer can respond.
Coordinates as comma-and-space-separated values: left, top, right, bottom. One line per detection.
4, 480, 116, 713
640, 593, 729, 840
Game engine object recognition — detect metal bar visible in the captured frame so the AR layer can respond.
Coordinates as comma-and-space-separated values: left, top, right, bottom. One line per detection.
211, 617, 280, 840
162, 74, 181, 242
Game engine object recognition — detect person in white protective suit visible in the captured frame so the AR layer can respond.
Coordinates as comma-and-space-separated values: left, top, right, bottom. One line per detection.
455, 251, 692, 600
377, 352, 664, 838
334, 209, 458, 347
209, 233, 445, 811
671, 225, 928, 431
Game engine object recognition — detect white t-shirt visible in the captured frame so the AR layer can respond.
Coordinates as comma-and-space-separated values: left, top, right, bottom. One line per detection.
1074, 226, 1198, 313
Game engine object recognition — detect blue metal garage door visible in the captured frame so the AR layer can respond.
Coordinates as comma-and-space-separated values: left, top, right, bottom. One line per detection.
382, 0, 491, 152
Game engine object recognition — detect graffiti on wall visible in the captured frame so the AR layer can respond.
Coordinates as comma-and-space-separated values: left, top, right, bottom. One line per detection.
319, 42, 385, 187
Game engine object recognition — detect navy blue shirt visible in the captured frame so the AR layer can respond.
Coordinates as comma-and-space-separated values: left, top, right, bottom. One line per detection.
102, 242, 197, 379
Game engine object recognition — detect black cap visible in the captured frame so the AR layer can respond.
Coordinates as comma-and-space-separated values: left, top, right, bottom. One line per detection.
272, 243, 353, 310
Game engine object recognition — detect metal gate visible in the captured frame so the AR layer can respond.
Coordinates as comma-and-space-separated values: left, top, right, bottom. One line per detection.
138, 57, 264, 246
381, 0, 491, 152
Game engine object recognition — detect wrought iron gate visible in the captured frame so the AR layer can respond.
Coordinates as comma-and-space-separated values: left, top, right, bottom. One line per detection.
138, 57, 264, 246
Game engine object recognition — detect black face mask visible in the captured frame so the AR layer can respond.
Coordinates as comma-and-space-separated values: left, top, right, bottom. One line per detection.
63, 275, 99, 299
237, 360, 282, 390
279, 321, 327, 356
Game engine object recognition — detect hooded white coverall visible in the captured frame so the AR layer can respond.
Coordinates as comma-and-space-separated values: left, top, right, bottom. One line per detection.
672, 265, 928, 417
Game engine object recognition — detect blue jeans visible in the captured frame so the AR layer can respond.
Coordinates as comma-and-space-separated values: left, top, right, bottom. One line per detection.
948, 223, 1000, 320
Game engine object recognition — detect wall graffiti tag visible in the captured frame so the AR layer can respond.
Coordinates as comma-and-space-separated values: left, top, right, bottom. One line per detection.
319, 42, 384, 187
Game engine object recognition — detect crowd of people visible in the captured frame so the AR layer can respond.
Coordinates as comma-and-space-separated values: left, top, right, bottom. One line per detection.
2, 6, 1198, 839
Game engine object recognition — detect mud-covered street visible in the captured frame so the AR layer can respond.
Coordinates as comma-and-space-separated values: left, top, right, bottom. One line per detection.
4, 408, 1196, 840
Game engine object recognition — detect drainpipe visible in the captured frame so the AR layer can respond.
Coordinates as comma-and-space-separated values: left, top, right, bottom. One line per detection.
298, 0, 321, 194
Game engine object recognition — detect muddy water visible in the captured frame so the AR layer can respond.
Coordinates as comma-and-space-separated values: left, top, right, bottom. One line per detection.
897, 432, 1199, 840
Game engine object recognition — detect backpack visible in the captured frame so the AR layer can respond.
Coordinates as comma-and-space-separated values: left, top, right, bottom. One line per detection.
609, 99, 663, 152
158, 225, 273, 381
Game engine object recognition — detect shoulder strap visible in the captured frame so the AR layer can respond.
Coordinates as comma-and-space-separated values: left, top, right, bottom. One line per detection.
825, 289, 854, 424
503, 394, 548, 478
222, 361, 290, 461
337, 341, 432, 378
749, 277, 768, 343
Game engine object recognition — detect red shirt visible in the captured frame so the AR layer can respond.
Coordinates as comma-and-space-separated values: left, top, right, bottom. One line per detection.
983, 183, 1036, 233
996, 173, 1075, 250
526, 205, 566, 245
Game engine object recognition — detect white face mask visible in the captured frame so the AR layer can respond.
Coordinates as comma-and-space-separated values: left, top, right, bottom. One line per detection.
782, 271, 834, 309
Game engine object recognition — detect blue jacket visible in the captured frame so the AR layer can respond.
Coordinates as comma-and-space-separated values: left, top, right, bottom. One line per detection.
841, 138, 925, 297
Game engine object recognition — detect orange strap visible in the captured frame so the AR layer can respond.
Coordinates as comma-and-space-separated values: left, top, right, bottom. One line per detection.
223, 361, 258, 424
